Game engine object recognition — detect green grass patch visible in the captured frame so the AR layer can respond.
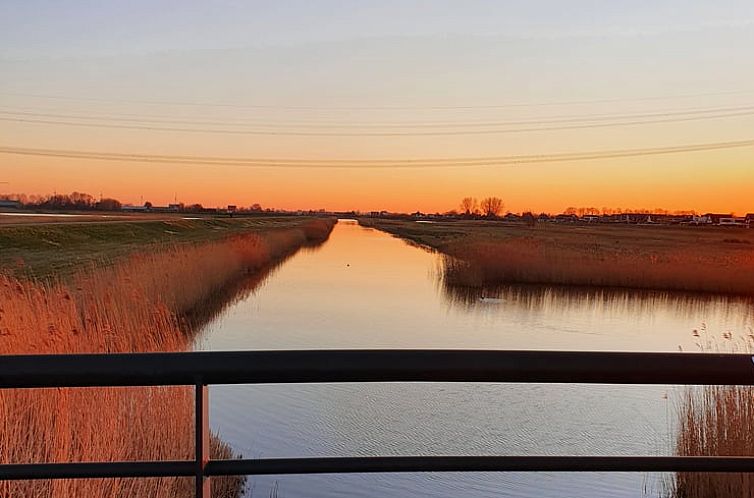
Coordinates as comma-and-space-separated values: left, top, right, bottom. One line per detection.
0, 216, 320, 279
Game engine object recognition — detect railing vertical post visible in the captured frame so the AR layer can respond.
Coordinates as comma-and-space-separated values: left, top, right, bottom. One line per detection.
195, 382, 210, 498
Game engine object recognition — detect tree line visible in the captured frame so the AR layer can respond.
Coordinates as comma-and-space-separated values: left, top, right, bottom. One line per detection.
458, 197, 505, 217
455, 197, 702, 218
1, 192, 123, 211
0, 191, 271, 214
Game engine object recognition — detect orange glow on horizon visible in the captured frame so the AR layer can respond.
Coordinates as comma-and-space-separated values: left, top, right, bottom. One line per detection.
2, 148, 752, 215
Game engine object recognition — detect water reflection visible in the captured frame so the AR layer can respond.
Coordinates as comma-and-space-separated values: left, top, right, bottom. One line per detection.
181, 261, 284, 336
440, 281, 754, 328
193, 221, 754, 498
182, 232, 333, 337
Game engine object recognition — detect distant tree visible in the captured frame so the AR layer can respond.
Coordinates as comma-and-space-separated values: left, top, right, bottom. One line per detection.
41, 194, 71, 210
460, 197, 478, 216
144, 201, 153, 209
96, 198, 122, 211
187, 203, 204, 212
522, 211, 537, 226
70, 192, 95, 209
250, 203, 263, 212
0, 193, 26, 203
564, 207, 577, 216
480, 197, 504, 217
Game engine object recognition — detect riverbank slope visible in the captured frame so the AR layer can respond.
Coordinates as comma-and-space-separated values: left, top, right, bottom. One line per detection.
0, 217, 336, 497
360, 218, 754, 295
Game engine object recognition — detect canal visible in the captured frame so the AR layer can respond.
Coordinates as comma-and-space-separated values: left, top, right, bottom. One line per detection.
193, 220, 753, 497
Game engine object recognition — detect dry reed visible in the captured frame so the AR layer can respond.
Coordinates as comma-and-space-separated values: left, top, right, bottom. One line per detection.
0, 218, 335, 497
442, 238, 754, 295
665, 385, 754, 498
662, 329, 754, 498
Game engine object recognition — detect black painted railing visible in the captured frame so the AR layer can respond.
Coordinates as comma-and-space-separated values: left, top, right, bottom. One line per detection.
2, 350, 754, 497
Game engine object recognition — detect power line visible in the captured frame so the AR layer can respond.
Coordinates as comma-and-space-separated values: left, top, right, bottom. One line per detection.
1, 89, 752, 111
1, 138, 752, 169
2, 109, 754, 136
1, 103, 754, 129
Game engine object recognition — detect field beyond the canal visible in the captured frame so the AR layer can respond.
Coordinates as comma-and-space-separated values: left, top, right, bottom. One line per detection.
0, 214, 325, 279
360, 218, 754, 295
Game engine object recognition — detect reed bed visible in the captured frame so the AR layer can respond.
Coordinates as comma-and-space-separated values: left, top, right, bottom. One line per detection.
661, 330, 754, 498
0, 218, 335, 497
361, 219, 754, 295
441, 237, 754, 295
665, 385, 754, 498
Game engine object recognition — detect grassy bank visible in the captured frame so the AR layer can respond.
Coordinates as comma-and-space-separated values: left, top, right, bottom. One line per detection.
0, 215, 326, 279
360, 219, 754, 295
0, 218, 336, 497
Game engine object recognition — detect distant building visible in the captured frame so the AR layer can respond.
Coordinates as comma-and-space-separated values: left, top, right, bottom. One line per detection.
719, 217, 747, 227
521, 212, 537, 225
122, 204, 149, 212
554, 214, 578, 223
703, 213, 731, 225
691, 215, 712, 225
622, 213, 652, 224
0, 200, 21, 209
602, 214, 624, 223
665, 214, 694, 224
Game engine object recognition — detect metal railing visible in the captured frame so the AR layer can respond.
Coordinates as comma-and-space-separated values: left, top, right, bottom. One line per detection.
2, 349, 754, 497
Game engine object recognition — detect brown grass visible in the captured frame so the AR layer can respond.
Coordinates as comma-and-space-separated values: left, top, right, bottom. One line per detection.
0, 218, 335, 497
666, 385, 754, 498
441, 237, 754, 295
360, 219, 754, 295
662, 329, 754, 498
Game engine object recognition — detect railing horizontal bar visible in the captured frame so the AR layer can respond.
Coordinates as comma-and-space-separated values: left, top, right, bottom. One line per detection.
0, 461, 194, 480
2, 350, 754, 389
5, 456, 754, 480
206, 456, 754, 475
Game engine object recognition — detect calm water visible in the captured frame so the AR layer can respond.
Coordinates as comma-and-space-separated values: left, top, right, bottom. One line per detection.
193, 220, 754, 498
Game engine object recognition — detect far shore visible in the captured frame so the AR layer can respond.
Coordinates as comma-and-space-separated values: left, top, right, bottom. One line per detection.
359, 218, 754, 296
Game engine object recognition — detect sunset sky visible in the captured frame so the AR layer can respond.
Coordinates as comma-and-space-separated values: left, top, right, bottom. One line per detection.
1, 1, 753, 214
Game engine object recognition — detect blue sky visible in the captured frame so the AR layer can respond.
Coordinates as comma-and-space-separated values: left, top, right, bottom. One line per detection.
2, 1, 754, 58
1, 1, 753, 213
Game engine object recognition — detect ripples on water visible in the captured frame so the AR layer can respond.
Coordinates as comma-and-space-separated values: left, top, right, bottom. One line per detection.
192, 221, 753, 498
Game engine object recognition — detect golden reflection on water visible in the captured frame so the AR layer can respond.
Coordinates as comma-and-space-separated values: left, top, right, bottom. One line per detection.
184, 228, 333, 336
197, 220, 754, 354
439, 280, 754, 326
194, 220, 754, 498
